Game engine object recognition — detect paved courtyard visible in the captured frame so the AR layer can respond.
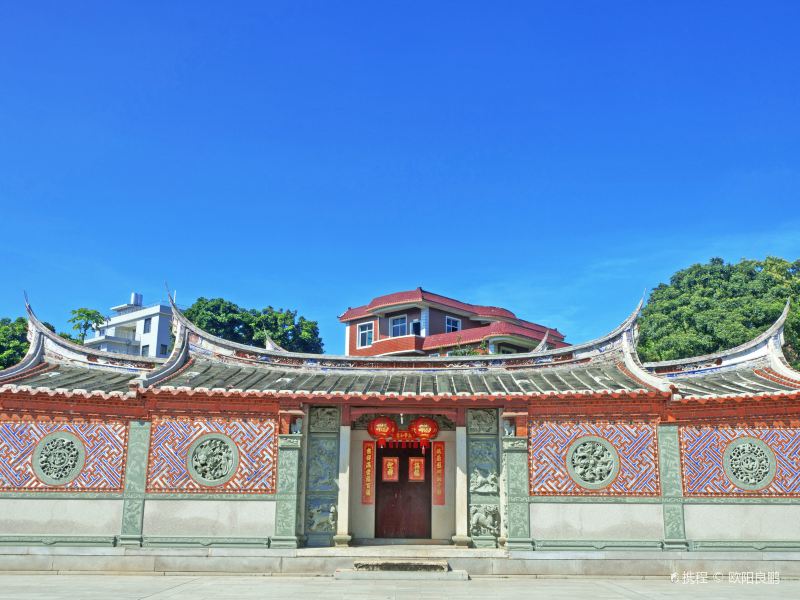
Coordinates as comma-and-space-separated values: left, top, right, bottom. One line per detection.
0, 575, 797, 600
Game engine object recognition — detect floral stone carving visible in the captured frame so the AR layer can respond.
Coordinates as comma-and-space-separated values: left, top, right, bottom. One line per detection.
309, 407, 339, 432
566, 436, 619, 490
187, 434, 240, 486
470, 504, 500, 537
724, 437, 776, 490
33, 432, 86, 486
468, 409, 498, 435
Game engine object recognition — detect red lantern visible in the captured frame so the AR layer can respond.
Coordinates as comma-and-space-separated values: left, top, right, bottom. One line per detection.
368, 417, 398, 447
409, 417, 439, 454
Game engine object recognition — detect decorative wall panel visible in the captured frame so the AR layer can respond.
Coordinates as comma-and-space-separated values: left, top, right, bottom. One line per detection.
0, 420, 127, 492
146, 417, 277, 494
680, 427, 800, 497
529, 421, 660, 496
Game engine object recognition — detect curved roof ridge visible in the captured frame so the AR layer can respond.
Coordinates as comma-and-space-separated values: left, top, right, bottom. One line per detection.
167, 293, 289, 357
134, 293, 194, 388
14, 298, 162, 373
172, 294, 646, 368
532, 330, 550, 353
642, 299, 791, 370
0, 295, 46, 381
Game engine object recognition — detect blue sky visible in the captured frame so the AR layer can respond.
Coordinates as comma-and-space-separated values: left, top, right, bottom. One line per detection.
1, 2, 798, 354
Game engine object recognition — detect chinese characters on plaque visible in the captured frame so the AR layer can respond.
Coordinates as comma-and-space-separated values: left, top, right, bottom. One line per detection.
382, 457, 399, 482
362, 441, 375, 504
432, 442, 445, 505
409, 457, 425, 482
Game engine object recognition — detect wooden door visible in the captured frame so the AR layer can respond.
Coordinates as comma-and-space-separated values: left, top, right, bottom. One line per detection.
375, 446, 431, 538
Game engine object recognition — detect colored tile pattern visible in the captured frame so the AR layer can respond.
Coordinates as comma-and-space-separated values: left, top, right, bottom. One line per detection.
529, 421, 660, 496
0, 420, 127, 492
146, 417, 277, 494
680, 427, 800, 496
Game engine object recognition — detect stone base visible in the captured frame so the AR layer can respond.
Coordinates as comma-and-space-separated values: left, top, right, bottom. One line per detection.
506, 537, 534, 551
115, 535, 143, 547
472, 535, 497, 549
663, 539, 690, 551
332, 534, 352, 548
269, 536, 298, 549
451, 535, 471, 547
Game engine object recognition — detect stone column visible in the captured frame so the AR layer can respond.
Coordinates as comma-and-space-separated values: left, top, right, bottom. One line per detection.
452, 425, 470, 546
304, 407, 340, 547
466, 409, 501, 549
271, 433, 302, 548
117, 420, 151, 547
503, 436, 533, 550
333, 424, 352, 547
658, 425, 688, 550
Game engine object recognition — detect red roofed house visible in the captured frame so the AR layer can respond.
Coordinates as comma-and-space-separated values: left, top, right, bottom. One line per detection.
338, 287, 568, 357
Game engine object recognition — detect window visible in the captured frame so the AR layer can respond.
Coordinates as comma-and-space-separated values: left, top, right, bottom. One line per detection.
412, 320, 421, 336
160, 344, 168, 356
445, 316, 461, 333
143, 317, 152, 334
141, 345, 150, 356
357, 322, 374, 348
390, 315, 407, 337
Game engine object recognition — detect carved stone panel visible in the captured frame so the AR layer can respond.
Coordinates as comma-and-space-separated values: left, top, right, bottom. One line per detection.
468, 409, 498, 435
306, 498, 337, 533
565, 436, 620, 490
306, 437, 339, 493
309, 407, 340, 433
469, 504, 500, 537
723, 437, 776, 491
186, 433, 240, 487
469, 439, 500, 494
32, 432, 86, 486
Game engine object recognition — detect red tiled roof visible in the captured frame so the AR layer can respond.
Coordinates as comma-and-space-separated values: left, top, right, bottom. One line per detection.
339, 287, 564, 340
421, 321, 569, 351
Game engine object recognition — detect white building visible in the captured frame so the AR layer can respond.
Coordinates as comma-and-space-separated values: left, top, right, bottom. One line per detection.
84, 292, 172, 358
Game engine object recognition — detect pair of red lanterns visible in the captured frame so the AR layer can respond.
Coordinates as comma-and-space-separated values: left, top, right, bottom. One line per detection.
367, 416, 439, 452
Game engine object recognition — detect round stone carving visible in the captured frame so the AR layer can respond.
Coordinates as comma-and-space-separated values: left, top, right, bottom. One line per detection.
566, 436, 620, 490
32, 432, 86, 486
723, 437, 776, 491
187, 434, 239, 486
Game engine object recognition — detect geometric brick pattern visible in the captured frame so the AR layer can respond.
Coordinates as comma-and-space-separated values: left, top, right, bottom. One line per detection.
0, 420, 127, 492
529, 420, 660, 496
680, 426, 800, 497
146, 417, 277, 494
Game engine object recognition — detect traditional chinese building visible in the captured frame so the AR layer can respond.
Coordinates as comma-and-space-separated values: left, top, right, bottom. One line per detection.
1, 296, 799, 557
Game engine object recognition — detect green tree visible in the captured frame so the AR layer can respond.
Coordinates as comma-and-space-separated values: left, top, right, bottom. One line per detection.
183, 297, 324, 353
638, 257, 800, 368
68, 308, 106, 344
0, 317, 29, 369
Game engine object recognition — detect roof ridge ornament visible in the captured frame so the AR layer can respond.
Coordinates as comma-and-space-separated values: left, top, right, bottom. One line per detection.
642, 299, 792, 371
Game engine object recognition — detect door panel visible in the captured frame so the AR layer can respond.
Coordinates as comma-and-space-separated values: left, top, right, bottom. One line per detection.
375, 446, 431, 538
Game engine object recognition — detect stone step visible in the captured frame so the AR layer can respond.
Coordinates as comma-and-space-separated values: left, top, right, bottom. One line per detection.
353, 559, 450, 572
334, 558, 469, 580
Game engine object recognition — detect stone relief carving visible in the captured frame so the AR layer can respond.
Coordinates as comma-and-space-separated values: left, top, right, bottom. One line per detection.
186, 434, 239, 486
309, 407, 339, 432
37, 437, 81, 482
469, 439, 499, 479
470, 504, 500, 537
724, 437, 776, 490
307, 438, 338, 492
502, 418, 515, 437
468, 409, 498, 435
566, 436, 619, 489
306, 501, 337, 533
32, 432, 86, 486
470, 468, 499, 493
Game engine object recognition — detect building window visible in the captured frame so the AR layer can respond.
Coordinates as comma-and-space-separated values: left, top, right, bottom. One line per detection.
160, 344, 168, 356
141, 345, 150, 356
390, 316, 407, 337
412, 320, 421, 336
445, 316, 461, 333
357, 322, 374, 348
143, 317, 152, 334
